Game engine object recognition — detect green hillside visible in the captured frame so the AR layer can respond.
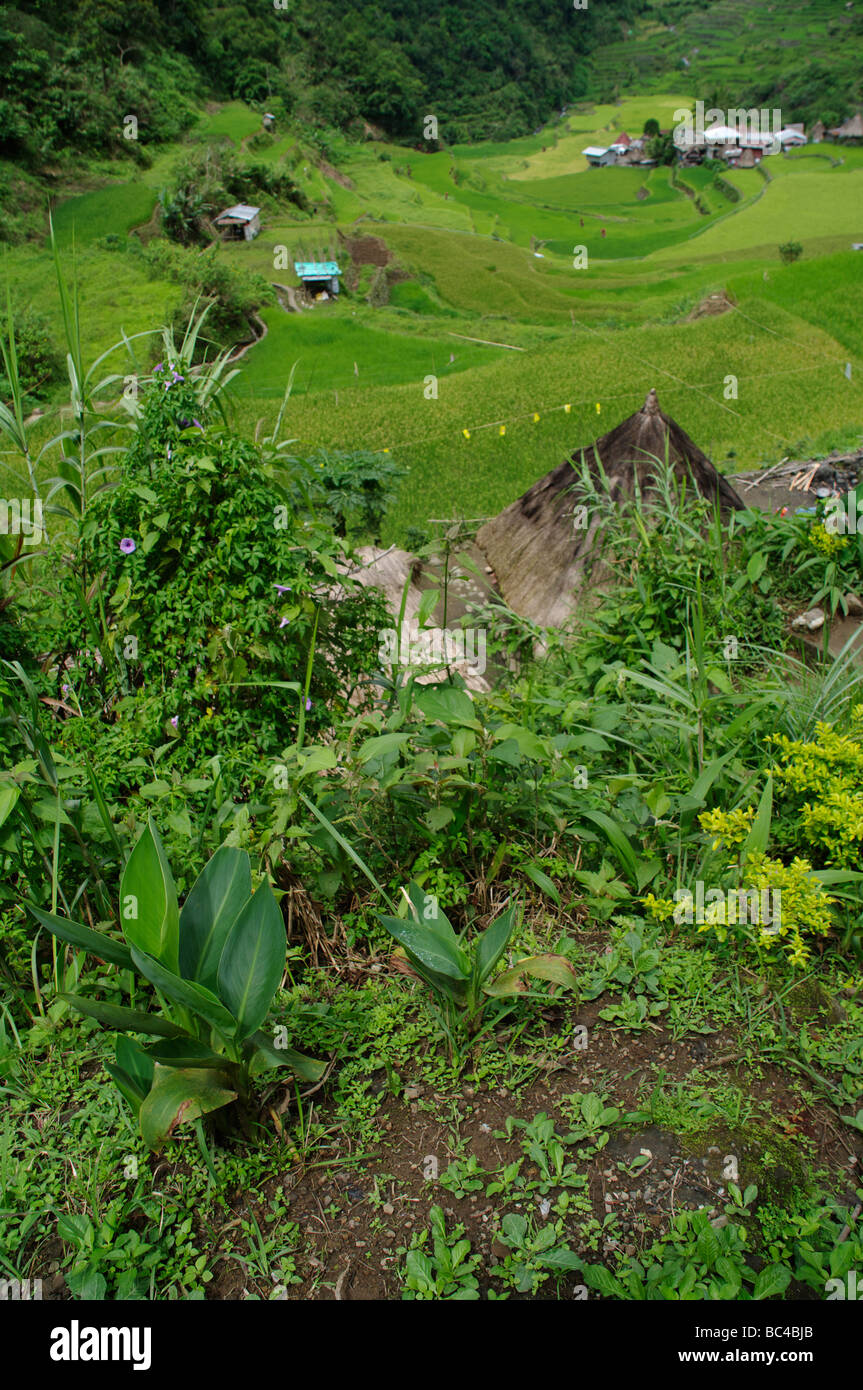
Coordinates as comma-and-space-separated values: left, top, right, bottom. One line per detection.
586, 0, 863, 125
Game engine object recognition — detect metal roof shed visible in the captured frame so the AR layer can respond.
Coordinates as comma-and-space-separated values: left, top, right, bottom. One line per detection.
294, 261, 341, 297
214, 205, 261, 241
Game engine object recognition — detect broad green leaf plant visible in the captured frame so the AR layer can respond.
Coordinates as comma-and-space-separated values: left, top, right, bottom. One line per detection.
378, 883, 577, 1055
29, 819, 322, 1149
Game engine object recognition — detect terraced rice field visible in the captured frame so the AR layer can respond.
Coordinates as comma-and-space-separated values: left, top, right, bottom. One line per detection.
10, 90, 863, 538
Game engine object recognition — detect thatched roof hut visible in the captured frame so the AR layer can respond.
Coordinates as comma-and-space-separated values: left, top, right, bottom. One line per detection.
475, 388, 744, 630
833, 113, 863, 141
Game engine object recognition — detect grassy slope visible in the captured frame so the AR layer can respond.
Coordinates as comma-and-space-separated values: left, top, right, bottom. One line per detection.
239, 301, 858, 542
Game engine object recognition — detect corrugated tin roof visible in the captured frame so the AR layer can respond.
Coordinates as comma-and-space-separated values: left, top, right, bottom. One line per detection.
704, 124, 740, 141
215, 204, 261, 222
294, 261, 340, 277
583, 147, 610, 157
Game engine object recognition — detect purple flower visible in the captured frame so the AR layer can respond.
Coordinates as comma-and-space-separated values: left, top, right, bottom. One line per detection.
154, 362, 164, 373
274, 584, 291, 595
279, 616, 289, 629
305, 697, 312, 712
193, 418, 203, 430
170, 715, 179, 729
119, 538, 136, 554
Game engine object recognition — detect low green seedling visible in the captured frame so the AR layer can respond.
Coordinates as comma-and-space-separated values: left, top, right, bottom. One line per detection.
401, 1205, 481, 1300
378, 883, 577, 1054
489, 1212, 582, 1296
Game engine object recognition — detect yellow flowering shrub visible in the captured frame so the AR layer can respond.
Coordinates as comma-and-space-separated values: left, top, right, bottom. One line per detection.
769, 708, 863, 868
809, 522, 849, 558
698, 805, 754, 850
641, 809, 836, 968
640, 893, 677, 923
702, 852, 834, 968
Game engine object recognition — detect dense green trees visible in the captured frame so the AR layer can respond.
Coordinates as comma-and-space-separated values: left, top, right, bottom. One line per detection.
2, 0, 858, 165
0, 0, 641, 161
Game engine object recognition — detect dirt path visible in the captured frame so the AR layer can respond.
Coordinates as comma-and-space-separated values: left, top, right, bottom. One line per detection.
273, 282, 303, 313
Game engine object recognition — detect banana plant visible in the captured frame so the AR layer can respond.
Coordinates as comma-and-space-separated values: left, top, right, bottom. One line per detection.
378, 884, 577, 1050
28, 820, 322, 1149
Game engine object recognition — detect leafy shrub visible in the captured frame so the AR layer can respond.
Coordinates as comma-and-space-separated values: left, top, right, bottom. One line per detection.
32, 820, 321, 1149
646, 132, 677, 165
52, 373, 389, 780
573, 486, 784, 681
584, 1184, 791, 1300
779, 241, 803, 264
694, 843, 833, 970
142, 241, 274, 351
770, 709, 863, 868
696, 805, 834, 967
280, 447, 405, 541
0, 303, 63, 404
157, 181, 210, 247
262, 669, 633, 909
733, 502, 863, 617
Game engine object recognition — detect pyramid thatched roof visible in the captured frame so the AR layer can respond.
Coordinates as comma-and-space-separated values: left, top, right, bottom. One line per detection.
836, 113, 863, 139
475, 388, 744, 630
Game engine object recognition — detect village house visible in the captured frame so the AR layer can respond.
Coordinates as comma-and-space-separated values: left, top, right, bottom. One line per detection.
775, 126, 807, 147
583, 134, 656, 168
608, 132, 631, 156
214, 204, 261, 241
830, 113, 863, 142
583, 146, 617, 167
676, 116, 808, 167
294, 260, 341, 299
585, 111, 809, 172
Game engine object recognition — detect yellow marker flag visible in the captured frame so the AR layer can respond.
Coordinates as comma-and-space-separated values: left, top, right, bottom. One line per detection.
463, 429, 471, 439
564, 404, 571, 414
533, 412, 540, 423
499, 424, 506, 436
596, 402, 601, 414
